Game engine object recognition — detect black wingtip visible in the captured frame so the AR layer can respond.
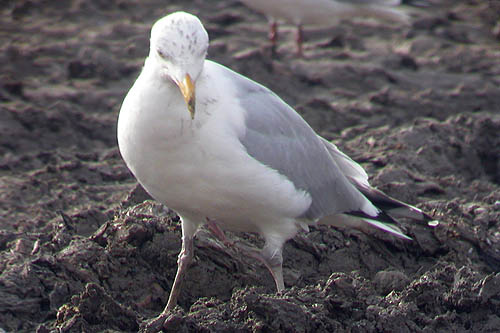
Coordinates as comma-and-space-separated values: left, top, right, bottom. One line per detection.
346, 209, 397, 225
351, 179, 434, 223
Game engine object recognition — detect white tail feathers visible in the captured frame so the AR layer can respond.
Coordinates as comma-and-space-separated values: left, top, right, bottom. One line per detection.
360, 217, 412, 240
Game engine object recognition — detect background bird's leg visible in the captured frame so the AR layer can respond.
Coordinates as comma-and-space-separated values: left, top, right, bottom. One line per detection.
162, 233, 194, 314
295, 24, 304, 57
269, 20, 278, 48
268, 20, 278, 55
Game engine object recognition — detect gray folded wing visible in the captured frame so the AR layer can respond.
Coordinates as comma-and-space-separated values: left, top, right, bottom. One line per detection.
319, 137, 370, 187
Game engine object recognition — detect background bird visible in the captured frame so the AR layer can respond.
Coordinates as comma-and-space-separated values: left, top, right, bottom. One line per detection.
239, 0, 430, 55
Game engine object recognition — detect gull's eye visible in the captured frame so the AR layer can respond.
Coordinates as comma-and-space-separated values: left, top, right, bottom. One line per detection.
157, 48, 168, 59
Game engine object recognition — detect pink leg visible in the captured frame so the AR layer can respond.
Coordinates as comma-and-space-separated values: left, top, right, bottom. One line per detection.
295, 24, 304, 57
269, 20, 278, 48
205, 219, 285, 292
206, 218, 234, 247
162, 234, 194, 313
268, 20, 279, 56
235, 241, 285, 292
143, 234, 194, 331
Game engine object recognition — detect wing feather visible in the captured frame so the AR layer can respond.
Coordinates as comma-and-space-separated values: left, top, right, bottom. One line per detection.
223, 67, 377, 220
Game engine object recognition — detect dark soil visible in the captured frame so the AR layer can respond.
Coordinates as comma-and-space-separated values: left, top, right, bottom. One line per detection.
1, 0, 499, 332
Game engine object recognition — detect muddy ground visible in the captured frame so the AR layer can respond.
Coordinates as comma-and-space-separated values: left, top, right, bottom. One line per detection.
1, 0, 499, 332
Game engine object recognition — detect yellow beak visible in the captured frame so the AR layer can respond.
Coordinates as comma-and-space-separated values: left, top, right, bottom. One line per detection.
175, 74, 195, 119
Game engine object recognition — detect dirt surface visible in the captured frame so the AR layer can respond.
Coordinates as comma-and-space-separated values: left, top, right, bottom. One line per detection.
1, 0, 499, 332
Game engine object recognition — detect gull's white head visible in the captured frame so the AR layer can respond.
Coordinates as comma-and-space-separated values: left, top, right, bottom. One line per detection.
149, 11, 209, 119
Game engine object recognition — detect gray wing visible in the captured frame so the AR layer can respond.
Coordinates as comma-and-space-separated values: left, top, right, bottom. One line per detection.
230, 69, 371, 220
319, 137, 370, 187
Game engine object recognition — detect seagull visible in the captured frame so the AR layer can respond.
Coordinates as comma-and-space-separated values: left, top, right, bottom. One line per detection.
239, 0, 416, 55
117, 11, 433, 323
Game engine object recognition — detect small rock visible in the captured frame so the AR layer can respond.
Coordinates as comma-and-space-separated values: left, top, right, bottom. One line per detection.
478, 273, 500, 304
374, 270, 410, 295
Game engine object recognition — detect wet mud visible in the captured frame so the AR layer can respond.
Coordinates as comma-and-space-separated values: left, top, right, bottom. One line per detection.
0, 0, 499, 332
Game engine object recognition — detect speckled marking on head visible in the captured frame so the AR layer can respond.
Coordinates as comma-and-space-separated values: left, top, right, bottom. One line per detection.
150, 11, 209, 65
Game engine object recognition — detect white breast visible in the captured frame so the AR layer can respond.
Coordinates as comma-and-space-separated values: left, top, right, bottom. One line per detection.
117, 60, 311, 236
